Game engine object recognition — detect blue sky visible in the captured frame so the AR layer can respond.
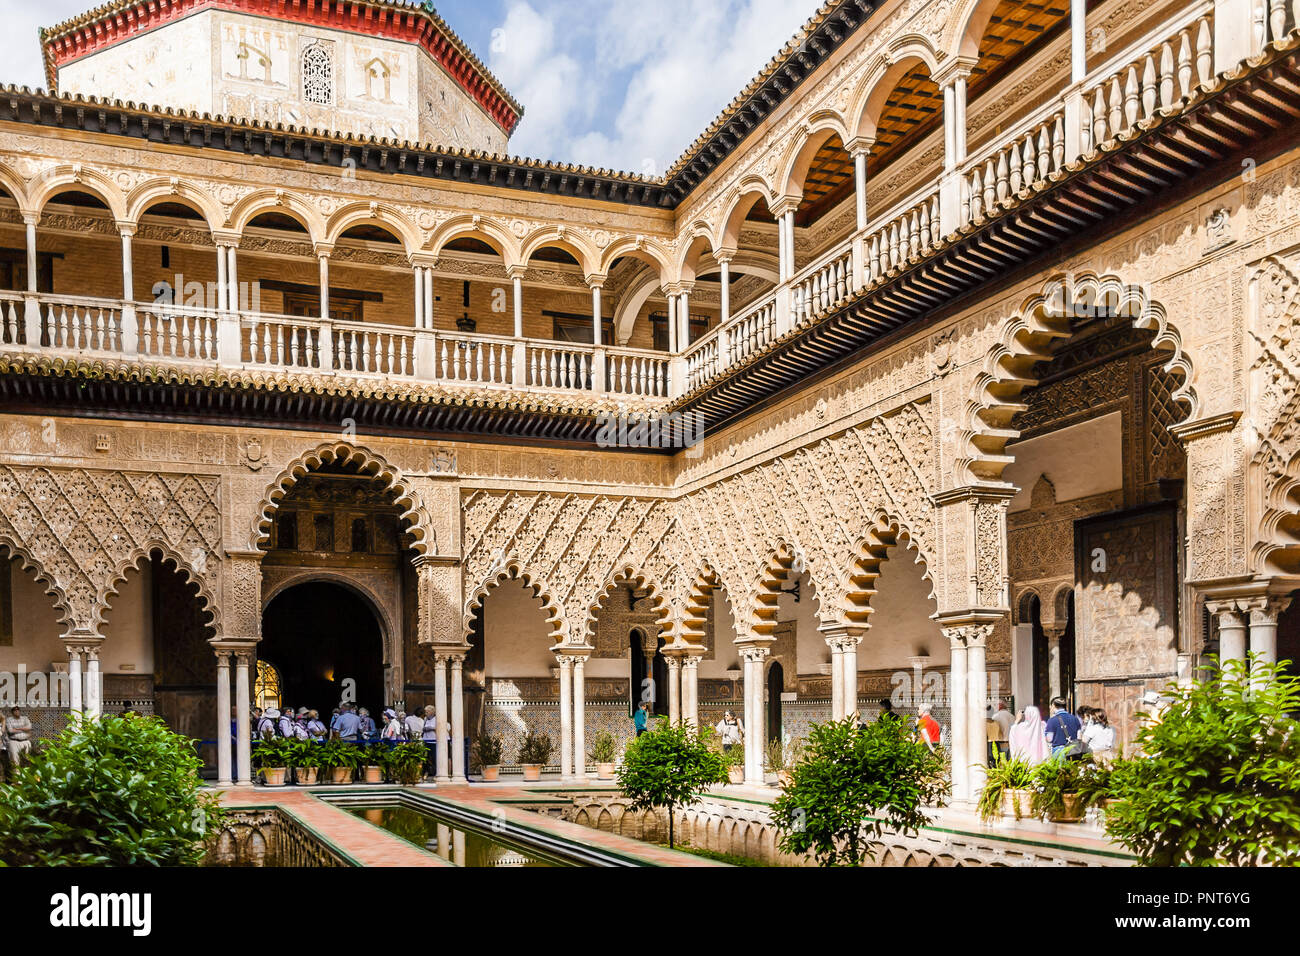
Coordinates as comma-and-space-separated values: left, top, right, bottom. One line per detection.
0, 0, 818, 175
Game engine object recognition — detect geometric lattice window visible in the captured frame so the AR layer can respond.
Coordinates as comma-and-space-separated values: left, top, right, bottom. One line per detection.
302, 44, 333, 105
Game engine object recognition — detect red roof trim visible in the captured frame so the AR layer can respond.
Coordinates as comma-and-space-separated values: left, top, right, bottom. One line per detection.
43, 0, 521, 135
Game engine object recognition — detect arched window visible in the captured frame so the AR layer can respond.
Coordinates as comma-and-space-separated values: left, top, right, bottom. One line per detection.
302, 44, 333, 105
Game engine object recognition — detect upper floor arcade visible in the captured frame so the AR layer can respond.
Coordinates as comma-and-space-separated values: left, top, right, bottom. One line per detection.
0, 0, 1289, 434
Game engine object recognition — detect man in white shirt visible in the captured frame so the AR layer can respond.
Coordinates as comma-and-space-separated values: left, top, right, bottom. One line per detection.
6, 707, 32, 768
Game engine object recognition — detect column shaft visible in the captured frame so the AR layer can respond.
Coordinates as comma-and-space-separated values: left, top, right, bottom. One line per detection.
25, 220, 38, 292
719, 261, 731, 324
829, 643, 844, 720
235, 653, 252, 786
512, 275, 523, 337
121, 232, 134, 302
966, 636, 988, 796
667, 657, 681, 723
1070, 0, 1087, 83
450, 657, 466, 780
85, 650, 101, 719
319, 255, 330, 319
215, 651, 233, 786
841, 640, 858, 718
573, 657, 587, 782
414, 267, 425, 329
948, 637, 969, 803
434, 655, 450, 781
558, 656, 573, 780
67, 647, 83, 716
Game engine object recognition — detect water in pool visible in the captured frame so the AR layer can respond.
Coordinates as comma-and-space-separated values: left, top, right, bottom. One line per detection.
350, 805, 573, 867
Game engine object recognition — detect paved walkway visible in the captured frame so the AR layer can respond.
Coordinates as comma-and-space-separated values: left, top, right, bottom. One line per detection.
216, 781, 724, 867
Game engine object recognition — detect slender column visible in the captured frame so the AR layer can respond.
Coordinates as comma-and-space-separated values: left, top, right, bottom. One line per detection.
741, 645, 769, 785
572, 655, 588, 782
666, 289, 678, 353
1247, 595, 1292, 687
214, 649, 233, 787
842, 636, 860, 718
682, 655, 701, 728
666, 655, 682, 723
943, 82, 957, 172
557, 654, 574, 780
947, 630, 969, 803
226, 245, 239, 313
1045, 626, 1064, 701
450, 655, 466, 780
591, 281, 603, 346
512, 272, 524, 337
84, 647, 101, 719
433, 654, 450, 782
120, 227, 135, 302
216, 244, 228, 312
1070, 0, 1087, 83
318, 253, 330, 318
966, 627, 990, 797
235, 650, 253, 785
414, 266, 425, 329
827, 640, 844, 720
66, 645, 83, 717
717, 257, 732, 325
954, 74, 968, 164
1209, 601, 1248, 667
781, 210, 796, 280
24, 217, 38, 292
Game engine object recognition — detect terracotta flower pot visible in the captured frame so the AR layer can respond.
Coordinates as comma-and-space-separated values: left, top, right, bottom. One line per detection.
1002, 788, 1032, 819
522, 764, 542, 781
596, 762, 615, 780
262, 767, 287, 787
296, 766, 319, 786
777, 769, 793, 787
330, 766, 353, 785
727, 766, 745, 784
1049, 793, 1085, 823
480, 765, 500, 782
364, 766, 384, 784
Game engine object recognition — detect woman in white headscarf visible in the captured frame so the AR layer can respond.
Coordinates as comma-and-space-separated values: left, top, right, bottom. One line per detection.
1008, 705, 1050, 766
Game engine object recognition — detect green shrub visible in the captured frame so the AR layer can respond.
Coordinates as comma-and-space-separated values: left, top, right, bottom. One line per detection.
387, 742, 427, 785
588, 731, 618, 764
473, 734, 503, 766
617, 721, 726, 848
770, 716, 946, 867
1103, 657, 1300, 866
976, 751, 1035, 822
517, 730, 553, 766
0, 713, 223, 866
252, 737, 295, 769
1029, 753, 1088, 818
316, 739, 361, 774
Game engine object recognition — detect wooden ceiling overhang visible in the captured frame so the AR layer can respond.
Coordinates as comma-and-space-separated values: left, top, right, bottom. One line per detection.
673, 39, 1300, 435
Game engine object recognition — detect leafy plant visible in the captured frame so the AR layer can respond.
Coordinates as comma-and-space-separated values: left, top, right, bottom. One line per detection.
387, 742, 427, 785
0, 713, 223, 866
767, 736, 804, 773
617, 721, 726, 848
721, 742, 746, 768
588, 731, 618, 764
1029, 753, 1087, 818
290, 739, 322, 769
1074, 756, 1114, 809
517, 730, 554, 766
977, 751, 1035, 822
1103, 657, 1300, 866
253, 737, 294, 769
770, 717, 946, 867
474, 734, 503, 766
360, 744, 388, 768
316, 739, 362, 775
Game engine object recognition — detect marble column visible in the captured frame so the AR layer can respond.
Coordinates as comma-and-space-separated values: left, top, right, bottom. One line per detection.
414, 265, 425, 329
511, 272, 524, 337
841, 634, 861, 719
433, 653, 451, 782
84, 646, 102, 719
215, 649, 233, 787
717, 257, 731, 325
666, 655, 682, 723
234, 649, 253, 786
450, 655, 466, 780
66, 645, 83, 717
1208, 601, 1248, 668
827, 639, 845, 720
1045, 626, 1064, 701
573, 655, 588, 782
947, 630, 969, 803
557, 654, 573, 780
1247, 594, 1292, 686
965, 626, 990, 796
740, 644, 770, 786
682, 655, 701, 728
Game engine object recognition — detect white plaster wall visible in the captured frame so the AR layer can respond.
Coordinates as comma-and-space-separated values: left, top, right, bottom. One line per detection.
100, 563, 154, 675
482, 577, 553, 677
1004, 412, 1124, 512
860, 545, 944, 670
0, 562, 65, 673
56, 10, 507, 151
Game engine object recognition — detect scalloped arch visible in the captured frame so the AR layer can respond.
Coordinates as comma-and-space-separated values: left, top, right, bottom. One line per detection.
252, 442, 433, 556
583, 565, 673, 645
98, 541, 218, 633
959, 273, 1197, 483
462, 558, 565, 644
745, 539, 830, 640
0, 535, 73, 630
844, 512, 935, 627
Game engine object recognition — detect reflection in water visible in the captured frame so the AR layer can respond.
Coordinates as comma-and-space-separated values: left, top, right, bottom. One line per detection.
349, 805, 569, 867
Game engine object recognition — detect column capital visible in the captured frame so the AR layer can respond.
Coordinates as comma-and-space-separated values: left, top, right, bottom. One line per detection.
682, 655, 703, 668
116, 220, 138, 238
409, 253, 438, 270
712, 247, 737, 265
21, 211, 40, 227
505, 263, 529, 280
845, 136, 876, 157
1248, 594, 1293, 626
313, 241, 335, 259
738, 644, 771, 664
661, 281, 684, 297
212, 230, 241, 249
940, 619, 995, 649
585, 273, 608, 290
933, 56, 977, 86
770, 195, 801, 218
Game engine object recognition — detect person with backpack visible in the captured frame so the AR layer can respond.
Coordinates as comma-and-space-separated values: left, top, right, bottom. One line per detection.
1044, 697, 1083, 758
305, 709, 327, 741
277, 707, 297, 739
257, 708, 278, 741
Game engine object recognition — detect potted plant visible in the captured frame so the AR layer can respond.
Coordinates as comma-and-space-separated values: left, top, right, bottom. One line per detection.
767, 736, 803, 787
723, 743, 745, 784
253, 738, 291, 786
1031, 754, 1087, 822
588, 731, 619, 780
287, 739, 321, 785
317, 740, 359, 785
977, 751, 1035, 822
361, 745, 388, 784
517, 731, 553, 781
474, 735, 503, 781
387, 742, 427, 786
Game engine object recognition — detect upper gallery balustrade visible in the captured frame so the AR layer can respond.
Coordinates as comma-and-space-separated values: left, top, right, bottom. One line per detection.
0, 0, 1275, 406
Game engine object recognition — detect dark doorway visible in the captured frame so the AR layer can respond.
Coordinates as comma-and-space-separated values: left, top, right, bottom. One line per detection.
261, 581, 384, 714
629, 629, 669, 717
767, 661, 783, 743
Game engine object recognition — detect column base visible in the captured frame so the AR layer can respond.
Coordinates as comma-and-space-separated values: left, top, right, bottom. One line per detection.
435, 774, 452, 784
216, 778, 234, 788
